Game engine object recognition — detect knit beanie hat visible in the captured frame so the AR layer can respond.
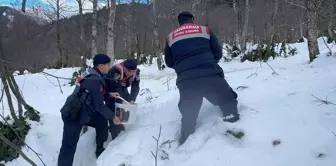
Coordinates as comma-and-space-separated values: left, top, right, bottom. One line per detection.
123, 59, 137, 70
93, 54, 111, 66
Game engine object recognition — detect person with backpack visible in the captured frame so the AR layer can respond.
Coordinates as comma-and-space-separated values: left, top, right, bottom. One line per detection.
58, 54, 121, 166
104, 59, 140, 140
164, 12, 240, 145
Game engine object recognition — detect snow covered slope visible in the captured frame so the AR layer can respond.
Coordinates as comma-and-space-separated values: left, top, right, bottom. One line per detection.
2, 39, 336, 166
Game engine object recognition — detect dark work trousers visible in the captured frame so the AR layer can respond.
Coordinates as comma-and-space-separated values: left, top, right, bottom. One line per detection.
176, 73, 239, 144
106, 103, 125, 140
57, 112, 108, 166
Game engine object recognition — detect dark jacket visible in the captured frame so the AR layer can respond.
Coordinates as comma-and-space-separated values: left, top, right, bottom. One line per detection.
61, 67, 114, 124
164, 22, 223, 83
105, 65, 140, 105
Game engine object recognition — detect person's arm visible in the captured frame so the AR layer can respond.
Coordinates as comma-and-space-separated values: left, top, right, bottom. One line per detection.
209, 29, 223, 63
82, 77, 114, 119
129, 69, 140, 102
164, 40, 174, 68
107, 67, 123, 96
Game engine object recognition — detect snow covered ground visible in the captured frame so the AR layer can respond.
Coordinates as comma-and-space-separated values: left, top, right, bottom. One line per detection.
2, 39, 336, 166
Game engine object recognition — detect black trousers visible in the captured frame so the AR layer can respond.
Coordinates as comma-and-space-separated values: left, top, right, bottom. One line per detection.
176, 74, 238, 144
106, 103, 125, 140
57, 113, 108, 166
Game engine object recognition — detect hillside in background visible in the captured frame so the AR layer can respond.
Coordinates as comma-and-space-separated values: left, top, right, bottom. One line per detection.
1, 0, 335, 72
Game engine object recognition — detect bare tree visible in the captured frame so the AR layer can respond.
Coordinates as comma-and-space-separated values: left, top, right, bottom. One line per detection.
106, 0, 117, 61
21, 0, 27, 12
305, 0, 322, 62
44, 0, 67, 67
284, 0, 321, 62
152, 0, 163, 70
171, 0, 177, 27
0, 21, 41, 165
76, 0, 87, 71
326, 0, 335, 39
233, 0, 243, 48
91, 0, 98, 58
241, 0, 250, 51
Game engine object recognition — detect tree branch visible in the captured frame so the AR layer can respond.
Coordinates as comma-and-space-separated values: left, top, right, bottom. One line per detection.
151, 125, 162, 166
0, 133, 37, 166
321, 37, 333, 56
266, 62, 279, 75
311, 94, 336, 105
0, 85, 5, 103
0, 114, 47, 166
284, 0, 307, 10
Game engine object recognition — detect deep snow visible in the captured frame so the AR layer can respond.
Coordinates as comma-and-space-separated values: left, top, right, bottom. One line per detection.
1, 38, 336, 166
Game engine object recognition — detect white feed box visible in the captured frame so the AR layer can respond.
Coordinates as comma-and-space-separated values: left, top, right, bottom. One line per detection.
115, 100, 138, 125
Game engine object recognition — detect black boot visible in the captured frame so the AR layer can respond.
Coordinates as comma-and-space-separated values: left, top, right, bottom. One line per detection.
110, 124, 125, 140
95, 145, 105, 158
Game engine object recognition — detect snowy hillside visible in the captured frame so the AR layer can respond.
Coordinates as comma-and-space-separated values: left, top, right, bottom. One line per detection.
2, 39, 336, 166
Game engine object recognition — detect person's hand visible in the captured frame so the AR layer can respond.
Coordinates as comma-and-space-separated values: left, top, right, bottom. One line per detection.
113, 116, 120, 125
109, 92, 120, 99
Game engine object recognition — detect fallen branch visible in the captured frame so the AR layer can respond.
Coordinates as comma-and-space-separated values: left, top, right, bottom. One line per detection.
162, 77, 174, 90
0, 85, 4, 103
236, 86, 248, 90
311, 94, 336, 106
266, 62, 278, 75
151, 125, 162, 166
0, 114, 46, 166
56, 77, 63, 94
321, 37, 333, 56
246, 68, 258, 79
0, 134, 37, 166
160, 140, 175, 149
332, 131, 336, 137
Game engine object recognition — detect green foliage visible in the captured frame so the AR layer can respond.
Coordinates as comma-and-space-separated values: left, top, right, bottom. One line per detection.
0, 117, 30, 163
226, 129, 245, 139
241, 44, 277, 62
137, 54, 148, 65
318, 153, 325, 158
279, 42, 287, 58
0, 104, 39, 163
241, 43, 297, 62
272, 139, 281, 147
70, 70, 81, 86
23, 104, 40, 122
327, 37, 334, 44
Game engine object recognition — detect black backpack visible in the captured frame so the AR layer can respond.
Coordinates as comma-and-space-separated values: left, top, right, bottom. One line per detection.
60, 75, 95, 121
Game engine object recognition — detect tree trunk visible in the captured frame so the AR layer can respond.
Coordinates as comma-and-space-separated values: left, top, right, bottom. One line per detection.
107, 0, 116, 62
21, 0, 27, 12
267, 0, 278, 44
327, 4, 334, 39
136, 33, 141, 61
56, 0, 64, 68
233, 0, 242, 48
92, 0, 98, 58
241, 0, 250, 52
306, 0, 320, 62
0, 74, 18, 122
172, 0, 177, 27
77, 0, 87, 71
7, 75, 23, 118
0, 31, 19, 122
152, 0, 162, 70
299, 9, 304, 38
